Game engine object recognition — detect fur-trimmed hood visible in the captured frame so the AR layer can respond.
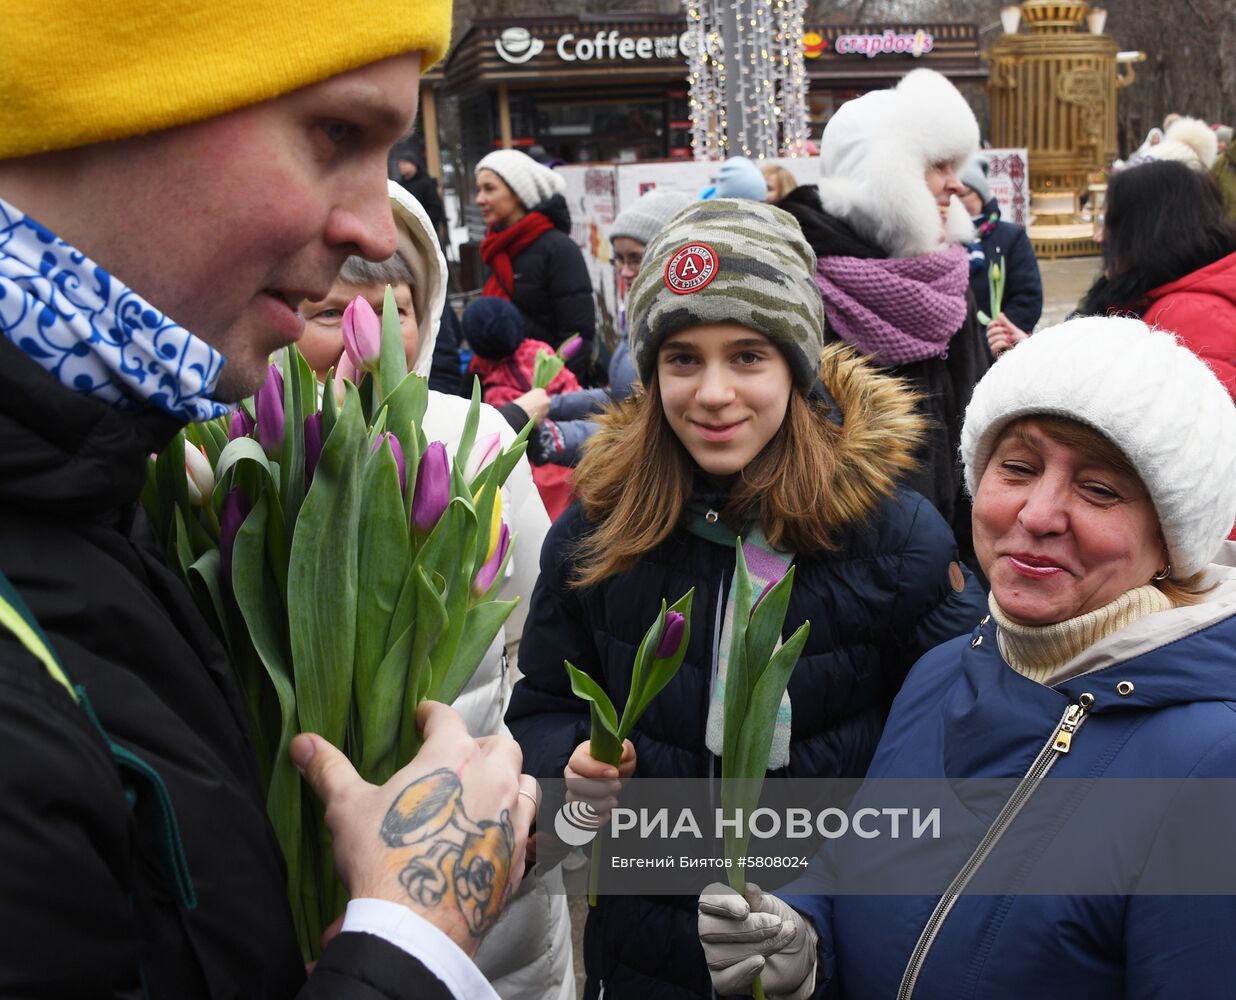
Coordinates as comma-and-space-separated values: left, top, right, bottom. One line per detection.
817, 68, 979, 258
1142, 115, 1219, 170
810, 342, 924, 529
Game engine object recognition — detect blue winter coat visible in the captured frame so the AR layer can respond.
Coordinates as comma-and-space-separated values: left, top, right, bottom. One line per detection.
787, 570, 1236, 999
506, 348, 987, 999
967, 198, 1043, 334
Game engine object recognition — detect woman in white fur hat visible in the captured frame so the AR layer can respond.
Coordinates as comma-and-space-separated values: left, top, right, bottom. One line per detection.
698, 316, 1236, 999
475, 149, 596, 381
777, 68, 990, 566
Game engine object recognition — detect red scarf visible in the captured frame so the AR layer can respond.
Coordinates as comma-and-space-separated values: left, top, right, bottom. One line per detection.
480, 212, 555, 299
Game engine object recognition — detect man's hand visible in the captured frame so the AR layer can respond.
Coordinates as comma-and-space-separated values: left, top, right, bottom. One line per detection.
698, 882, 819, 999
564, 738, 635, 822
292, 701, 537, 957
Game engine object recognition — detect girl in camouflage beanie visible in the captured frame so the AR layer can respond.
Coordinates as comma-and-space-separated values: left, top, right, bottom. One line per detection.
506, 198, 987, 1000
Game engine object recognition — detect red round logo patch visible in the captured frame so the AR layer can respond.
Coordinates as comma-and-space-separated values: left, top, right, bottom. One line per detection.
664, 242, 720, 295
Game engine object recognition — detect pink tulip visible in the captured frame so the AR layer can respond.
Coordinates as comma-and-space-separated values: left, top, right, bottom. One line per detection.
342, 295, 382, 374
559, 334, 584, 361
465, 431, 503, 483
371, 432, 407, 492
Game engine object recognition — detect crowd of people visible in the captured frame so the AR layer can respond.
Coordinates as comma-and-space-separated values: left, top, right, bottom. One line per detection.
2, 5, 1236, 1000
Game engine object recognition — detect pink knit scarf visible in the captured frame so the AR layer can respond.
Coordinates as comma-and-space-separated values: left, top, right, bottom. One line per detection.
815, 244, 969, 366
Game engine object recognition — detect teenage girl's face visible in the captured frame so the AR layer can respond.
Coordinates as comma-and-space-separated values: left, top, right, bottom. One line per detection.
657, 324, 793, 478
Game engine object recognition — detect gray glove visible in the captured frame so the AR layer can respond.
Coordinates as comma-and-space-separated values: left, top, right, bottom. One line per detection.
698, 882, 819, 999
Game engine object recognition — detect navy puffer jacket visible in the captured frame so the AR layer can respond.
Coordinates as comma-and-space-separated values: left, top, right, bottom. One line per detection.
507, 347, 987, 999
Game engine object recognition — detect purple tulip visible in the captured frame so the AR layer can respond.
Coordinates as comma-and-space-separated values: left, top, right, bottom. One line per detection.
471, 521, 510, 597
655, 610, 686, 659
558, 334, 584, 361
227, 408, 255, 441
371, 432, 407, 492
255, 365, 285, 457
411, 441, 451, 533
303, 413, 323, 489
342, 295, 382, 374
219, 488, 251, 579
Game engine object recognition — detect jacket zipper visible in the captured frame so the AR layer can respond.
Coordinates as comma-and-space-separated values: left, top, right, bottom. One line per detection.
895, 694, 1093, 1000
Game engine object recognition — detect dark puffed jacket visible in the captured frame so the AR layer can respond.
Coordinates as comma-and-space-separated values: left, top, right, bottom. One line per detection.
0, 339, 457, 999
506, 347, 987, 999
504, 194, 596, 356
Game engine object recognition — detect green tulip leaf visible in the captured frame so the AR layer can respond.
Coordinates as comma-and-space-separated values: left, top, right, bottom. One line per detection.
433, 598, 519, 709
378, 283, 408, 403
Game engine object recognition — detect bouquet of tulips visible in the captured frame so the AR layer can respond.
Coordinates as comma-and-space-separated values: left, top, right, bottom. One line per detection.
563, 590, 694, 904
143, 287, 528, 958
719, 543, 810, 1000
532, 333, 584, 389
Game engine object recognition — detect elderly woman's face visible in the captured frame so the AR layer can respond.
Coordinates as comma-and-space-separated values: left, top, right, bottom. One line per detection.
973, 421, 1164, 626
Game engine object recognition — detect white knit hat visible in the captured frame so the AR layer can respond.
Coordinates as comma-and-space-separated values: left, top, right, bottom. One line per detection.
609, 189, 694, 247
475, 149, 566, 211
961, 317, 1236, 578
817, 68, 979, 257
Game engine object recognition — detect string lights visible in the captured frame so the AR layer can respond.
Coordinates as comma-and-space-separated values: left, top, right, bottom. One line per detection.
683, 0, 810, 160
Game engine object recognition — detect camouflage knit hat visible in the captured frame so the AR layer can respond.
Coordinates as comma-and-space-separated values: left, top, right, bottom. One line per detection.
627, 199, 825, 391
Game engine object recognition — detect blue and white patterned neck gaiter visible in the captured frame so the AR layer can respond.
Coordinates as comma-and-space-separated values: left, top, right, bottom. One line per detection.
0, 195, 231, 422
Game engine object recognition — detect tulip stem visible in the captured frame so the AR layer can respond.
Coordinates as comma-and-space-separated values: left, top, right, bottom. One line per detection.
204, 503, 221, 541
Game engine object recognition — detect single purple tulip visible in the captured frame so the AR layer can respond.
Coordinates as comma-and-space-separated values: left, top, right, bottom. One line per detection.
342, 295, 382, 373
558, 334, 584, 361
655, 610, 686, 659
471, 521, 510, 597
219, 487, 251, 579
411, 441, 451, 533
255, 365, 285, 458
371, 432, 407, 492
303, 413, 323, 489
227, 408, 255, 441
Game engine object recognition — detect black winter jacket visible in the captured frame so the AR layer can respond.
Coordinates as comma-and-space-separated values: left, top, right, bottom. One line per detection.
0, 339, 457, 999
506, 349, 987, 999
779, 183, 989, 567
968, 196, 1043, 333
499, 194, 596, 369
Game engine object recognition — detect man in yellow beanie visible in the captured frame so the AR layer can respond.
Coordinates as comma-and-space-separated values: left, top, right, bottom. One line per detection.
0, 5, 536, 998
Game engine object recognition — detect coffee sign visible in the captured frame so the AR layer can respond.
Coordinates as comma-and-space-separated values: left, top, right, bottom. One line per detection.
494, 26, 690, 66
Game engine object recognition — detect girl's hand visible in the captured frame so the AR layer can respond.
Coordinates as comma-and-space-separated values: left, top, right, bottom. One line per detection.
564, 738, 636, 821
986, 313, 1029, 358
514, 388, 551, 424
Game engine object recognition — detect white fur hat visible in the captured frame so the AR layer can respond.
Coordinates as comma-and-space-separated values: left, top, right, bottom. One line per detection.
817, 68, 979, 258
1143, 115, 1219, 170
475, 149, 566, 211
961, 317, 1236, 578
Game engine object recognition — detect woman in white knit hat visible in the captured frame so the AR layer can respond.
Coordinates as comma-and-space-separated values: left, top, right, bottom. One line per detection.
698, 315, 1236, 1000
474, 149, 596, 380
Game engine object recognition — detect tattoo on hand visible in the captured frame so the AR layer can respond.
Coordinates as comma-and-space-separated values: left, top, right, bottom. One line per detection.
380, 769, 515, 936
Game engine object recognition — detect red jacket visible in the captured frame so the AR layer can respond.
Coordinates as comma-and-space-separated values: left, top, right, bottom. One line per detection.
468, 339, 581, 521
1142, 251, 1236, 402
468, 338, 581, 407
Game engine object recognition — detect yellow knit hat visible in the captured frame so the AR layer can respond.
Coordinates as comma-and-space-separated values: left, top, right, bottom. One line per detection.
0, 0, 452, 159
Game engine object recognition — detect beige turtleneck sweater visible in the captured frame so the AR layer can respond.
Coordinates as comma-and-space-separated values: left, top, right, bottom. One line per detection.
991, 586, 1175, 684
